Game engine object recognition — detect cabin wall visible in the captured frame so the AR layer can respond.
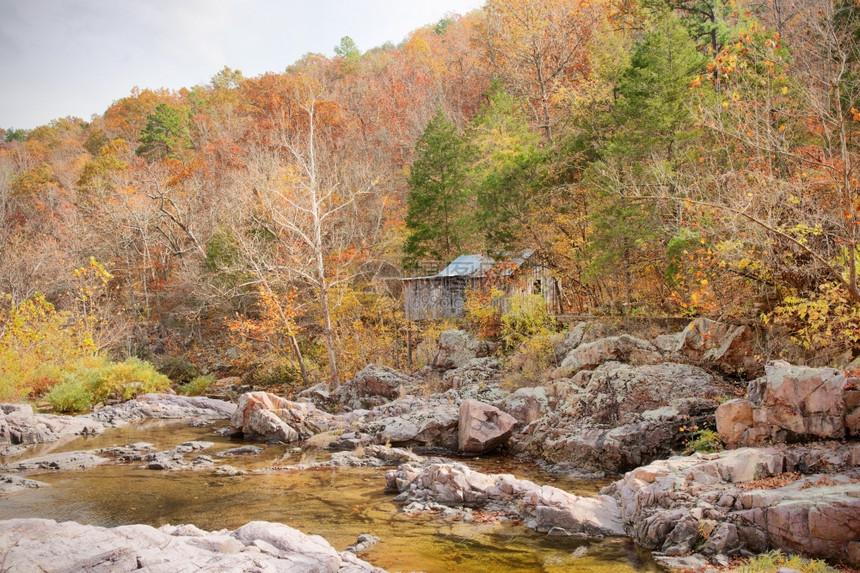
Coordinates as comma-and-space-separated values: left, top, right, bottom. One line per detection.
404, 263, 559, 320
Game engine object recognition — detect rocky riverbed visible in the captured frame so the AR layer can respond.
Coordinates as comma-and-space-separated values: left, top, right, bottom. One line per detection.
1, 319, 858, 571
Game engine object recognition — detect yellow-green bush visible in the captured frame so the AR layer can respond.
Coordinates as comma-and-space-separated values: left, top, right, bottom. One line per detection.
735, 550, 835, 573
45, 356, 170, 413
503, 331, 560, 389
500, 293, 554, 349
179, 374, 216, 396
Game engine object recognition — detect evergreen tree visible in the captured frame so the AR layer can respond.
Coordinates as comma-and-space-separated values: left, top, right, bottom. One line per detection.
136, 103, 190, 161
404, 110, 474, 269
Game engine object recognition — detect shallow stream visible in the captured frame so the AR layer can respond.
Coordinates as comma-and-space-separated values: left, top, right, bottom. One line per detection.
0, 421, 661, 572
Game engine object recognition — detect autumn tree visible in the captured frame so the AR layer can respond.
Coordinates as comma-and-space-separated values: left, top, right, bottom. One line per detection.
476, 0, 604, 143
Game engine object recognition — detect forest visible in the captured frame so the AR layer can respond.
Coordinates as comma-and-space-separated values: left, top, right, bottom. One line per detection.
1, 0, 859, 405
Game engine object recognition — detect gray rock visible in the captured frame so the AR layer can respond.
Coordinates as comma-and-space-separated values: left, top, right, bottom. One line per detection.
651, 553, 710, 572
671, 317, 760, 377
513, 362, 721, 472
0, 473, 49, 494
0, 403, 105, 446
386, 462, 625, 537
1, 451, 109, 473
216, 445, 264, 457
498, 387, 548, 425
87, 393, 236, 426
431, 330, 493, 371
348, 534, 380, 553
701, 523, 739, 556
0, 518, 385, 572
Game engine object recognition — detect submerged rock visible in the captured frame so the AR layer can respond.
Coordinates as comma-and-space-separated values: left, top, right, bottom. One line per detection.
0, 518, 385, 572
386, 462, 625, 538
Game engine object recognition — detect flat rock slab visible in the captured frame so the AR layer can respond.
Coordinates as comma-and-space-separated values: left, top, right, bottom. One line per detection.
0, 474, 49, 494
0, 518, 386, 572
87, 393, 237, 425
1, 451, 109, 473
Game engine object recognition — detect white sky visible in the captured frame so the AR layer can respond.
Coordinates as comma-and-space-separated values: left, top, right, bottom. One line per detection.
0, 0, 485, 130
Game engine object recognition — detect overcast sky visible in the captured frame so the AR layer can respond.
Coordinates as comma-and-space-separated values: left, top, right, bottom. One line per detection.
0, 0, 485, 130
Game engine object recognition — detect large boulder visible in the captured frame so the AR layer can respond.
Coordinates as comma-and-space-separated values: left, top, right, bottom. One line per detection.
361, 396, 460, 450
431, 329, 493, 371
386, 462, 625, 537
671, 317, 760, 377
0, 518, 384, 572
458, 399, 517, 454
339, 364, 414, 408
441, 357, 502, 389
513, 362, 724, 472
603, 443, 860, 567
229, 392, 334, 443
716, 361, 859, 447
0, 404, 104, 446
497, 387, 549, 425
553, 335, 661, 378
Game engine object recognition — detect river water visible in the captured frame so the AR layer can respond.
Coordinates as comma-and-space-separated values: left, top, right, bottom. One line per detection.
0, 420, 661, 573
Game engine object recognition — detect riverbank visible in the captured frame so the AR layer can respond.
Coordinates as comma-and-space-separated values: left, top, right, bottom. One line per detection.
1, 319, 858, 571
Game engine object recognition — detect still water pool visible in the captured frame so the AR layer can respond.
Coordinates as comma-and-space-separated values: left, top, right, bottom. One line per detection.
0, 420, 661, 573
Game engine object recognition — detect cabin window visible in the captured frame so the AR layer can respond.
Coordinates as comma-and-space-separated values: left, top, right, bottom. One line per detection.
533, 278, 543, 295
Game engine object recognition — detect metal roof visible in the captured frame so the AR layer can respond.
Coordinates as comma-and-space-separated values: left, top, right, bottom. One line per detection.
435, 254, 495, 277
400, 250, 536, 281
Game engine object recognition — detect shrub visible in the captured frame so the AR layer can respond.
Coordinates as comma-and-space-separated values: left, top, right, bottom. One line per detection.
179, 374, 215, 396
91, 357, 170, 403
0, 293, 97, 401
45, 373, 94, 413
464, 287, 505, 339
503, 332, 559, 389
685, 428, 724, 454
156, 356, 199, 385
500, 293, 554, 349
736, 550, 835, 573
45, 356, 169, 412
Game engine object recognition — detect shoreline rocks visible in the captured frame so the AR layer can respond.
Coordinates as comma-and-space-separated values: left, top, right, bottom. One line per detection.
717, 361, 860, 447
229, 391, 335, 443
0, 404, 105, 447
0, 518, 385, 572
386, 462, 625, 538
87, 393, 237, 426
603, 442, 860, 567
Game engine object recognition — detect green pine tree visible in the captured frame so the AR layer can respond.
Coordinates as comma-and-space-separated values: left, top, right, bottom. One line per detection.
136, 103, 191, 161
404, 110, 474, 269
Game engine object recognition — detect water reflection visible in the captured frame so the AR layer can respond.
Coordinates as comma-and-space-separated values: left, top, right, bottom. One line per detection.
0, 421, 660, 573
